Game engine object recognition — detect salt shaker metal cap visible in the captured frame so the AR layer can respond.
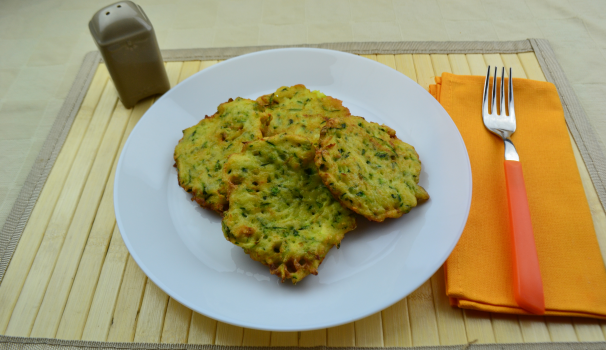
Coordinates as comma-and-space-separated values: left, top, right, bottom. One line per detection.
89, 1, 169, 108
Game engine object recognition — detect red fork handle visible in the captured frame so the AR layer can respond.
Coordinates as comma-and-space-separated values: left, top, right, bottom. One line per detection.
504, 160, 545, 315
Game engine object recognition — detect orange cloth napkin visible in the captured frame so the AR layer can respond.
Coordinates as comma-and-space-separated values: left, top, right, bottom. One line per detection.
430, 73, 606, 319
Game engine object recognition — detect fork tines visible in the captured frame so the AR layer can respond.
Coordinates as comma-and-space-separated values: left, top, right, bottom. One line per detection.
483, 66, 514, 117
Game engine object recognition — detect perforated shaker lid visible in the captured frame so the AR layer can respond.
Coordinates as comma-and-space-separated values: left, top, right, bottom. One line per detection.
89, 1, 152, 46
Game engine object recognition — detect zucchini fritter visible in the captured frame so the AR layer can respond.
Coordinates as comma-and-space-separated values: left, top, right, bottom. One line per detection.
174, 98, 270, 213
315, 116, 429, 222
257, 85, 350, 146
222, 134, 357, 283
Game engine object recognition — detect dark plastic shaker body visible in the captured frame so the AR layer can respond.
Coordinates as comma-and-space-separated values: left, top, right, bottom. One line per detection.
89, 1, 170, 108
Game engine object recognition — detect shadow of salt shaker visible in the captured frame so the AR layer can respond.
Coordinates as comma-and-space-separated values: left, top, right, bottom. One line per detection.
89, 1, 170, 108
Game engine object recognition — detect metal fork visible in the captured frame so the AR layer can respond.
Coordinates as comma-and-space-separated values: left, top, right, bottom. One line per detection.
482, 66, 545, 315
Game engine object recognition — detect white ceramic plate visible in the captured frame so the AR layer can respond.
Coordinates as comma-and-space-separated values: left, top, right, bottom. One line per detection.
114, 48, 471, 332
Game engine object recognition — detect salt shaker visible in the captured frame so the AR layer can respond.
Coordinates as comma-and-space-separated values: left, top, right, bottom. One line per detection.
89, 1, 170, 108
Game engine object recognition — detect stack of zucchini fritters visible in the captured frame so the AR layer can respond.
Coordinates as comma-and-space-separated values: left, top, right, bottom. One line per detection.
174, 85, 428, 284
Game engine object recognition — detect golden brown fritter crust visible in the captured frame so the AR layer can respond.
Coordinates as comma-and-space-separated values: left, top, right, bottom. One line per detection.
257, 85, 350, 146
174, 98, 270, 214
222, 134, 356, 283
315, 116, 429, 222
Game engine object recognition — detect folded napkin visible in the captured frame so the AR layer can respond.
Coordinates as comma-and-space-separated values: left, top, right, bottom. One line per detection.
430, 73, 606, 319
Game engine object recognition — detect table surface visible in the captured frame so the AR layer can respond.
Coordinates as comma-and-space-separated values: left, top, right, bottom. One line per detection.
1, 0, 606, 231
1, 1, 606, 346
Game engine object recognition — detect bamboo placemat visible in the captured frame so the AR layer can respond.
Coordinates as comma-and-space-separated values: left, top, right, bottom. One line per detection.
1, 39, 605, 349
